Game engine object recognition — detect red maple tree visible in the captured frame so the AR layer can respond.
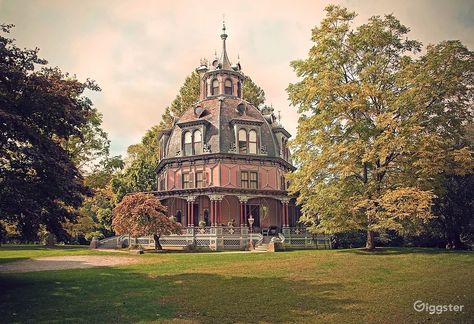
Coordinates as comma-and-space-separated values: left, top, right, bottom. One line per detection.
112, 193, 182, 250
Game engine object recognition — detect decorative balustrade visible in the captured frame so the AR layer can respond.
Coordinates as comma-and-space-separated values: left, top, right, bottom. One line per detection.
100, 226, 332, 251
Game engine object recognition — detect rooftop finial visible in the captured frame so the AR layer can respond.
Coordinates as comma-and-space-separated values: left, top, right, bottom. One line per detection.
219, 18, 232, 69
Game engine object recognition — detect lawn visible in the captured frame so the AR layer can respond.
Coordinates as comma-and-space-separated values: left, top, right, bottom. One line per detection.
0, 245, 473, 323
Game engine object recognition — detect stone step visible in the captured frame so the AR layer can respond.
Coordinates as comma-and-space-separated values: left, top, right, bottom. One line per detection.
254, 244, 268, 251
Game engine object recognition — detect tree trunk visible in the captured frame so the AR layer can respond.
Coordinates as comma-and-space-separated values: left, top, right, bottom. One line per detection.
154, 234, 162, 251
366, 229, 375, 250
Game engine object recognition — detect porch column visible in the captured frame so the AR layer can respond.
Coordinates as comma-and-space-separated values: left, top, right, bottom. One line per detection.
281, 198, 290, 227
186, 196, 196, 227
218, 198, 222, 224
211, 200, 216, 225
238, 196, 249, 227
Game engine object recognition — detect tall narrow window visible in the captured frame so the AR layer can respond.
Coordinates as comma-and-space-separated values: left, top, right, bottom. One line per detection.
195, 171, 204, 188
182, 172, 191, 189
241, 171, 249, 188
249, 130, 257, 154
237, 81, 241, 97
193, 130, 202, 154
224, 79, 233, 95
160, 177, 166, 191
211, 79, 219, 95
176, 210, 182, 223
282, 138, 289, 160
238, 129, 247, 154
250, 172, 258, 189
184, 131, 192, 156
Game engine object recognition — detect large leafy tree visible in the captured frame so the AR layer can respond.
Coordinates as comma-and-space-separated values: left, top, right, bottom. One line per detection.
112, 193, 182, 250
61, 107, 110, 172
287, 6, 474, 249
0, 24, 100, 241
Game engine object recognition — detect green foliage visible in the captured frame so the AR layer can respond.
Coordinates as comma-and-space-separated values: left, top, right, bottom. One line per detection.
61, 107, 110, 172
243, 75, 266, 107
0, 24, 100, 241
84, 231, 104, 241
287, 6, 474, 249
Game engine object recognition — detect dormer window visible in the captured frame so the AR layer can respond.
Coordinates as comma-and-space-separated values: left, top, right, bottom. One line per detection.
193, 130, 202, 154
183, 129, 203, 156
238, 129, 247, 154
238, 128, 259, 155
211, 79, 219, 95
184, 131, 192, 156
249, 130, 257, 154
224, 79, 233, 95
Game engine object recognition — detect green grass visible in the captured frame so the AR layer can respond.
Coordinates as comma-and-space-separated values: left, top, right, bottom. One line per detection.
0, 245, 473, 323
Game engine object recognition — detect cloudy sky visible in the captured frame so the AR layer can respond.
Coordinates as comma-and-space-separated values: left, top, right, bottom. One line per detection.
1, 0, 473, 157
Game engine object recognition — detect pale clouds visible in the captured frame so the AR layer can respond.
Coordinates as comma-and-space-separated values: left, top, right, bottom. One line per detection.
1, 0, 473, 156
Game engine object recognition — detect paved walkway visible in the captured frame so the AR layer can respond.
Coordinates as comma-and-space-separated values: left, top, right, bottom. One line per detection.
0, 255, 140, 273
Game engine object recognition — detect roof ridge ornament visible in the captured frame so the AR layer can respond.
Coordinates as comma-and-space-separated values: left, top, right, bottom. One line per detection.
219, 20, 232, 70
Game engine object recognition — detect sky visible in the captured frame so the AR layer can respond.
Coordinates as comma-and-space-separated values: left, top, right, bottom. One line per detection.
1, 0, 473, 157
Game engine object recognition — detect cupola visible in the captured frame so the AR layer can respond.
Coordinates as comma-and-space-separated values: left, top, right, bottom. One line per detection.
197, 23, 245, 101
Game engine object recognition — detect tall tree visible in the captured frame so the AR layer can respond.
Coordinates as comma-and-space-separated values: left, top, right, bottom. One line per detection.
243, 75, 265, 108
61, 107, 110, 172
287, 6, 474, 249
0, 24, 99, 240
112, 193, 182, 250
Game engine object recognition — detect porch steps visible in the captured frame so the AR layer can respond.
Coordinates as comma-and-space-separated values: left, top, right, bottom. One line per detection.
254, 243, 268, 252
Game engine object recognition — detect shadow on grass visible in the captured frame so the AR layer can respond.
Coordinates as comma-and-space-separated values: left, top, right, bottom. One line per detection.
335, 247, 473, 255
0, 266, 359, 323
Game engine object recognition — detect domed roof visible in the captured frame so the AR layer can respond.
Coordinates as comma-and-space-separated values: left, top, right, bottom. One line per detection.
164, 97, 280, 158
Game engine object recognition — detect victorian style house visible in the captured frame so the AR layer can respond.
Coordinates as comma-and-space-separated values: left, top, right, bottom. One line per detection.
154, 24, 299, 233
98, 25, 331, 250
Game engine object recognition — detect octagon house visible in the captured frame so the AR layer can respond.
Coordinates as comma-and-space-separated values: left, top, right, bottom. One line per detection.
105, 25, 331, 251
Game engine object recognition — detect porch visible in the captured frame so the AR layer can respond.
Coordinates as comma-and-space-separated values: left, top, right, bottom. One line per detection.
100, 226, 332, 251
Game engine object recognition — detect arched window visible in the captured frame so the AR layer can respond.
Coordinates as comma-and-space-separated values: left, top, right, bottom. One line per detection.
211, 79, 219, 95
224, 79, 233, 95
249, 130, 257, 154
193, 130, 202, 154
237, 81, 241, 97
184, 131, 192, 156
238, 129, 247, 154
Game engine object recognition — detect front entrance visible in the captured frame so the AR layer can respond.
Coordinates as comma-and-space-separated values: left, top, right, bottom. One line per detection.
246, 204, 260, 229
193, 203, 199, 226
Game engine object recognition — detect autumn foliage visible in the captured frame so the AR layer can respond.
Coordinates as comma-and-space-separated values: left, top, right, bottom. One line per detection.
112, 193, 181, 238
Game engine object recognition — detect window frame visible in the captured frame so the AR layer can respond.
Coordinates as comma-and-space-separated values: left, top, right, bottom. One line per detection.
241, 171, 249, 188
211, 79, 219, 95
193, 129, 202, 155
249, 171, 258, 189
182, 172, 191, 189
238, 129, 248, 154
224, 78, 233, 95
195, 171, 204, 188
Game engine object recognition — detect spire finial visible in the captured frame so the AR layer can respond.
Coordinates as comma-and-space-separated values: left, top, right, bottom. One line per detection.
218, 18, 231, 69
